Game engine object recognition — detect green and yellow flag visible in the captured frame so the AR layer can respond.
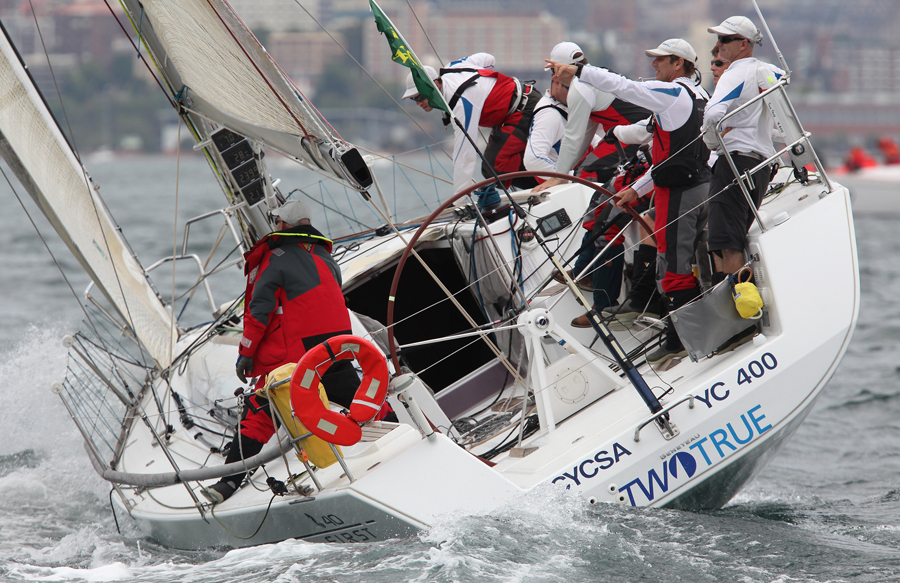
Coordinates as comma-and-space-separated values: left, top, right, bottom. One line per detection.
369, 0, 449, 114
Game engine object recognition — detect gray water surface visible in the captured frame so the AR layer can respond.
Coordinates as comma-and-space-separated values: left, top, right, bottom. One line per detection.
0, 156, 898, 582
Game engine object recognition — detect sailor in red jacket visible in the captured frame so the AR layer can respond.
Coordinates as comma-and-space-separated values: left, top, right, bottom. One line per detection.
202, 200, 355, 504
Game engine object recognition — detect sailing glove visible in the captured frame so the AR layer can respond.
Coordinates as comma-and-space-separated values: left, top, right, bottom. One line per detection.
603, 127, 619, 144
236, 355, 253, 383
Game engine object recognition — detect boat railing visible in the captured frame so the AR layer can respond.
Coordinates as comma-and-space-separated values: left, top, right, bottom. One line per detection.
711, 74, 833, 235
144, 206, 247, 318
633, 394, 695, 442
83, 206, 247, 323
261, 376, 358, 495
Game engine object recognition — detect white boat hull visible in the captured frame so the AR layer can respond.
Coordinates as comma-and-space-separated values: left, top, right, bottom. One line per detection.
111, 172, 857, 549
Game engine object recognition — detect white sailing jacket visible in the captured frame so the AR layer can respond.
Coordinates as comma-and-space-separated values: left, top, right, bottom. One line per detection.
554, 77, 615, 176
524, 92, 568, 174
439, 53, 497, 193
702, 57, 785, 158
578, 67, 709, 196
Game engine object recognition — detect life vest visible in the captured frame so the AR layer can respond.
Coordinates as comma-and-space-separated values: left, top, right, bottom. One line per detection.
440, 67, 530, 128
579, 99, 651, 180
648, 82, 710, 188
588, 98, 650, 131
290, 335, 389, 446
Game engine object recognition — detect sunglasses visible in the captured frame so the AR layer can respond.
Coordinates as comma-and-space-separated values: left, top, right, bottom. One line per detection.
718, 35, 743, 44
412, 94, 428, 103
711, 60, 727, 67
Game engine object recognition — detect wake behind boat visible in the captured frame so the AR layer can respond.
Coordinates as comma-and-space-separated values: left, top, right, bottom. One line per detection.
0, 1, 858, 549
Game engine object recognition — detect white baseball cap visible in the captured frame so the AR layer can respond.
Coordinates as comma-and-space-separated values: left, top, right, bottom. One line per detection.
402, 65, 438, 99
549, 42, 585, 66
708, 16, 763, 45
271, 200, 312, 225
645, 38, 698, 64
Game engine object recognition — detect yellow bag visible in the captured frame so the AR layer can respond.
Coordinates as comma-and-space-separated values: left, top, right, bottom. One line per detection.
258, 363, 341, 469
731, 267, 764, 320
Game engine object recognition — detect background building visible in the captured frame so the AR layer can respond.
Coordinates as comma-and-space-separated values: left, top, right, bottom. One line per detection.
0, 0, 896, 158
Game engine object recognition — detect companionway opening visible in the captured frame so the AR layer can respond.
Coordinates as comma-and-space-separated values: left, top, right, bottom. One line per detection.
345, 246, 495, 393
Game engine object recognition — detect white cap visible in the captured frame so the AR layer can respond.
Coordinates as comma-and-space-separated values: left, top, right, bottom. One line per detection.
644, 38, 698, 64
708, 16, 763, 45
271, 200, 311, 225
549, 42, 585, 66
402, 65, 438, 99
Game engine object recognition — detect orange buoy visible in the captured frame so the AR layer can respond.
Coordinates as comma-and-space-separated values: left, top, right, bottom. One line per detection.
290, 335, 389, 446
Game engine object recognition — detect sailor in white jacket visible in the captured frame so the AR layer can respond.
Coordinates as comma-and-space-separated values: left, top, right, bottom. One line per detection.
703, 16, 785, 284
404, 53, 539, 193
523, 78, 571, 176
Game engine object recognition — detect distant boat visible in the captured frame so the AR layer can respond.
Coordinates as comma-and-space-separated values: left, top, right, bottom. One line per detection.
0, 1, 859, 549
829, 164, 900, 215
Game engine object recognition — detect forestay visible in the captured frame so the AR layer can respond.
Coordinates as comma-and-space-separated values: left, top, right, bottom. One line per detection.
0, 27, 176, 368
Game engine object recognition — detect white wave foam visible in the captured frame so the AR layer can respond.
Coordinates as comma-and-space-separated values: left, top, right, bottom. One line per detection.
0, 324, 80, 457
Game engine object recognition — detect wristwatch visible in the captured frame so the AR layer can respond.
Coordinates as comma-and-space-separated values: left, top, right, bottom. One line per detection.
575, 63, 584, 78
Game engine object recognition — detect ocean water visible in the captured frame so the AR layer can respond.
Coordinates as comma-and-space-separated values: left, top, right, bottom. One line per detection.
1, 156, 899, 582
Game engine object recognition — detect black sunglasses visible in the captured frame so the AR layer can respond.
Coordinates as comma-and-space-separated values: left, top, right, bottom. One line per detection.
711, 60, 727, 67
412, 94, 428, 103
718, 35, 743, 44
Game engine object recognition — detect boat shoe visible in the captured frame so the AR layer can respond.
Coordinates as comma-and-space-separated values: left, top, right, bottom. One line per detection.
646, 343, 687, 369
201, 480, 237, 504
552, 269, 593, 291
602, 298, 662, 330
571, 312, 593, 328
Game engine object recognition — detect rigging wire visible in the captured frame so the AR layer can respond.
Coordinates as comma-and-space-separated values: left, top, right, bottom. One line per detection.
404, 0, 444, 65
204, 0, 311, 138
169, 118, 183, 367
0, 170, 119, 366
289, 0, 452, 160
354, 142, 453, 183
101, 0, 176, 108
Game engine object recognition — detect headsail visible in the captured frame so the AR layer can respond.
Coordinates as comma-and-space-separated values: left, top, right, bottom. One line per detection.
0, 25, 176, 368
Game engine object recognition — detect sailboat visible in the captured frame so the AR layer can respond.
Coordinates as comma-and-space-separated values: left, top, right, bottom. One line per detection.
0, 0, 858, 550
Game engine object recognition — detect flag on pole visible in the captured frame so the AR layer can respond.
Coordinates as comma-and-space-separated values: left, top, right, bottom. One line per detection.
369, 0, 450, 115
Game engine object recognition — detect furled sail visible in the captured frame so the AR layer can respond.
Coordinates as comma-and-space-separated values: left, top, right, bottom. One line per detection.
130, 0, 371, 189
0, 26, 176, 368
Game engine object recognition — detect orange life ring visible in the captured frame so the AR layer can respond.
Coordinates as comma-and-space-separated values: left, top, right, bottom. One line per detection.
290, 334, 389, 446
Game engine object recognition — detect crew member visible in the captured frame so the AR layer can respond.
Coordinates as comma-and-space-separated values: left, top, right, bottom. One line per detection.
533, 46, 651, 326
703, 16, 785, 286
709, 46, 731, 85
526, 43, 594, 293
202, 201, 357, 504
524, 43, 584, 179
878, 136, 900, 165
844, 145, 877, 172
549, 37, 711, 368
404, 54, 539, 192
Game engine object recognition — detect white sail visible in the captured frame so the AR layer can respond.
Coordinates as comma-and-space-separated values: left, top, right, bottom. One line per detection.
0, 28, 176, 368
136, 0, 365, 182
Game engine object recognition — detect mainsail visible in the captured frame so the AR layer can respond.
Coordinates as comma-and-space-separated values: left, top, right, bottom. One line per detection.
131, 0, 370, 189
0, 25, 176, 368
